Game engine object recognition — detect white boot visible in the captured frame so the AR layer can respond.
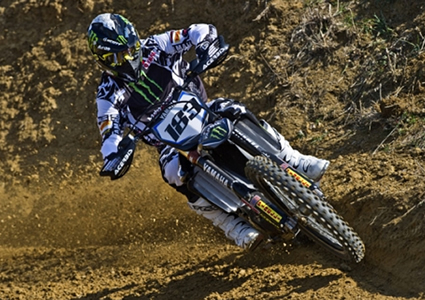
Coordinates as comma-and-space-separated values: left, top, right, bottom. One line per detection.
188, 198, 263, 251
260, 120, 329, 182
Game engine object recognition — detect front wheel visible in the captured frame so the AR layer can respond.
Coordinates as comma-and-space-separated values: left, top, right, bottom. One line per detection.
245, 156, 365, 263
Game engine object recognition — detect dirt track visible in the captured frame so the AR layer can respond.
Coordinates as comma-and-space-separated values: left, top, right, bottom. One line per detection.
1, 1, 425, 299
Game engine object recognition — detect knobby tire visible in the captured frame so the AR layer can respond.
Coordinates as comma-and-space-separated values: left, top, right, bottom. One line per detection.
245, 156, 365, 263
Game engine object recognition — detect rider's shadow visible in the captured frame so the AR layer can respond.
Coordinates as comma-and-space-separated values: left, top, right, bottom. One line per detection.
119, 243, 341, 300
70, 240, 351, 300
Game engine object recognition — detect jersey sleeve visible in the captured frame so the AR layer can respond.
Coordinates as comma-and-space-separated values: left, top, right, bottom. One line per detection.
95, 75, 125, 158
152, 24, 218, 54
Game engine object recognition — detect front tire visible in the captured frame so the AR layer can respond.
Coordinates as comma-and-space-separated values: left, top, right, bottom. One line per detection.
245, 156, 365, 263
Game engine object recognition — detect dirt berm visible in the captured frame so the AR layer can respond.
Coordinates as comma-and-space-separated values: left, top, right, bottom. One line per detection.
1, 1, 425, 299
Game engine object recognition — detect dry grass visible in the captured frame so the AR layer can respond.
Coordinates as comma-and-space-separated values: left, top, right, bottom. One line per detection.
263, 0, 425, 150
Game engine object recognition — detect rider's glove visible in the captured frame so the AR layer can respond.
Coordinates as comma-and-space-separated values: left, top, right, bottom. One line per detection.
101, 152, 120, 172
218, 105, 244, 119
100, 135, 135, 180
195, 40, 210, 60
210, 98, 247, 120
100, 134, 122, 160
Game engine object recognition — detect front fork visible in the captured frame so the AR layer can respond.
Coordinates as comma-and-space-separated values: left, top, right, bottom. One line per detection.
229, 126, 324, 198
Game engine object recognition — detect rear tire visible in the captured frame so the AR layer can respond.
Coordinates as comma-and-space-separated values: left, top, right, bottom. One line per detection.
245, 156, 365, 263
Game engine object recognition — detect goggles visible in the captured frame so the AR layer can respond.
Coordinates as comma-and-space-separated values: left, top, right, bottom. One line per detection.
98, 41, 141, 67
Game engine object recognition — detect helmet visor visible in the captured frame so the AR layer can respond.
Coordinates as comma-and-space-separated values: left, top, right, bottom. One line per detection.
98, 40, 141, 67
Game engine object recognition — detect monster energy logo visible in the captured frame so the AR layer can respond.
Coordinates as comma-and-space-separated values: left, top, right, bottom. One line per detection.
88, 31, 98, 49
119, 15, 131, 25
117, 35, 127, 45
210, 126, 227, 139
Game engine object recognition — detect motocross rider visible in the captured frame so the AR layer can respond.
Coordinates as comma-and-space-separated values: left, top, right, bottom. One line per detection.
87, 13, 329, 251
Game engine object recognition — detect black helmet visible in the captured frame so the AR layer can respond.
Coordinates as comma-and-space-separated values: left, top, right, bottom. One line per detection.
87, 13, 142, 82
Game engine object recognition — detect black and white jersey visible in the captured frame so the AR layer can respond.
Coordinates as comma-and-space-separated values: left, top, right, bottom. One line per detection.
95, 24, 217, 157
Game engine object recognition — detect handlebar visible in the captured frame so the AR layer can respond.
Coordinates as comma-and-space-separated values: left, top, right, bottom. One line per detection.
183, 35, 229, 88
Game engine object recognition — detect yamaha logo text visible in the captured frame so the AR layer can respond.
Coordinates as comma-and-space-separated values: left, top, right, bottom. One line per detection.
204, 163, 228, 186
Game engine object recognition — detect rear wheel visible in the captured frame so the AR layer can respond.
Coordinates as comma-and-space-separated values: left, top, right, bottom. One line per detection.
245, 156, 365, 263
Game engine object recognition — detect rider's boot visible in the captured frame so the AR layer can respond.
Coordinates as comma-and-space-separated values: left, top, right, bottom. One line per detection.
188, 197, 263, 251
260, 120, 329, 182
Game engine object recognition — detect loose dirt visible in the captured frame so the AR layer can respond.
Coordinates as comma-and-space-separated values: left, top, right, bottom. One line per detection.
1, 1, 425, 299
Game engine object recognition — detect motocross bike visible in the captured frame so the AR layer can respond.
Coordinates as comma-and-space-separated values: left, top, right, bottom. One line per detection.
100, 36, 365, 263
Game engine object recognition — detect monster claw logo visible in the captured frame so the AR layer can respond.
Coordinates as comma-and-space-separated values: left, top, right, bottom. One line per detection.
88, 31, 99, 51
210, 126, 227, 139
117, 35, 128, 45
